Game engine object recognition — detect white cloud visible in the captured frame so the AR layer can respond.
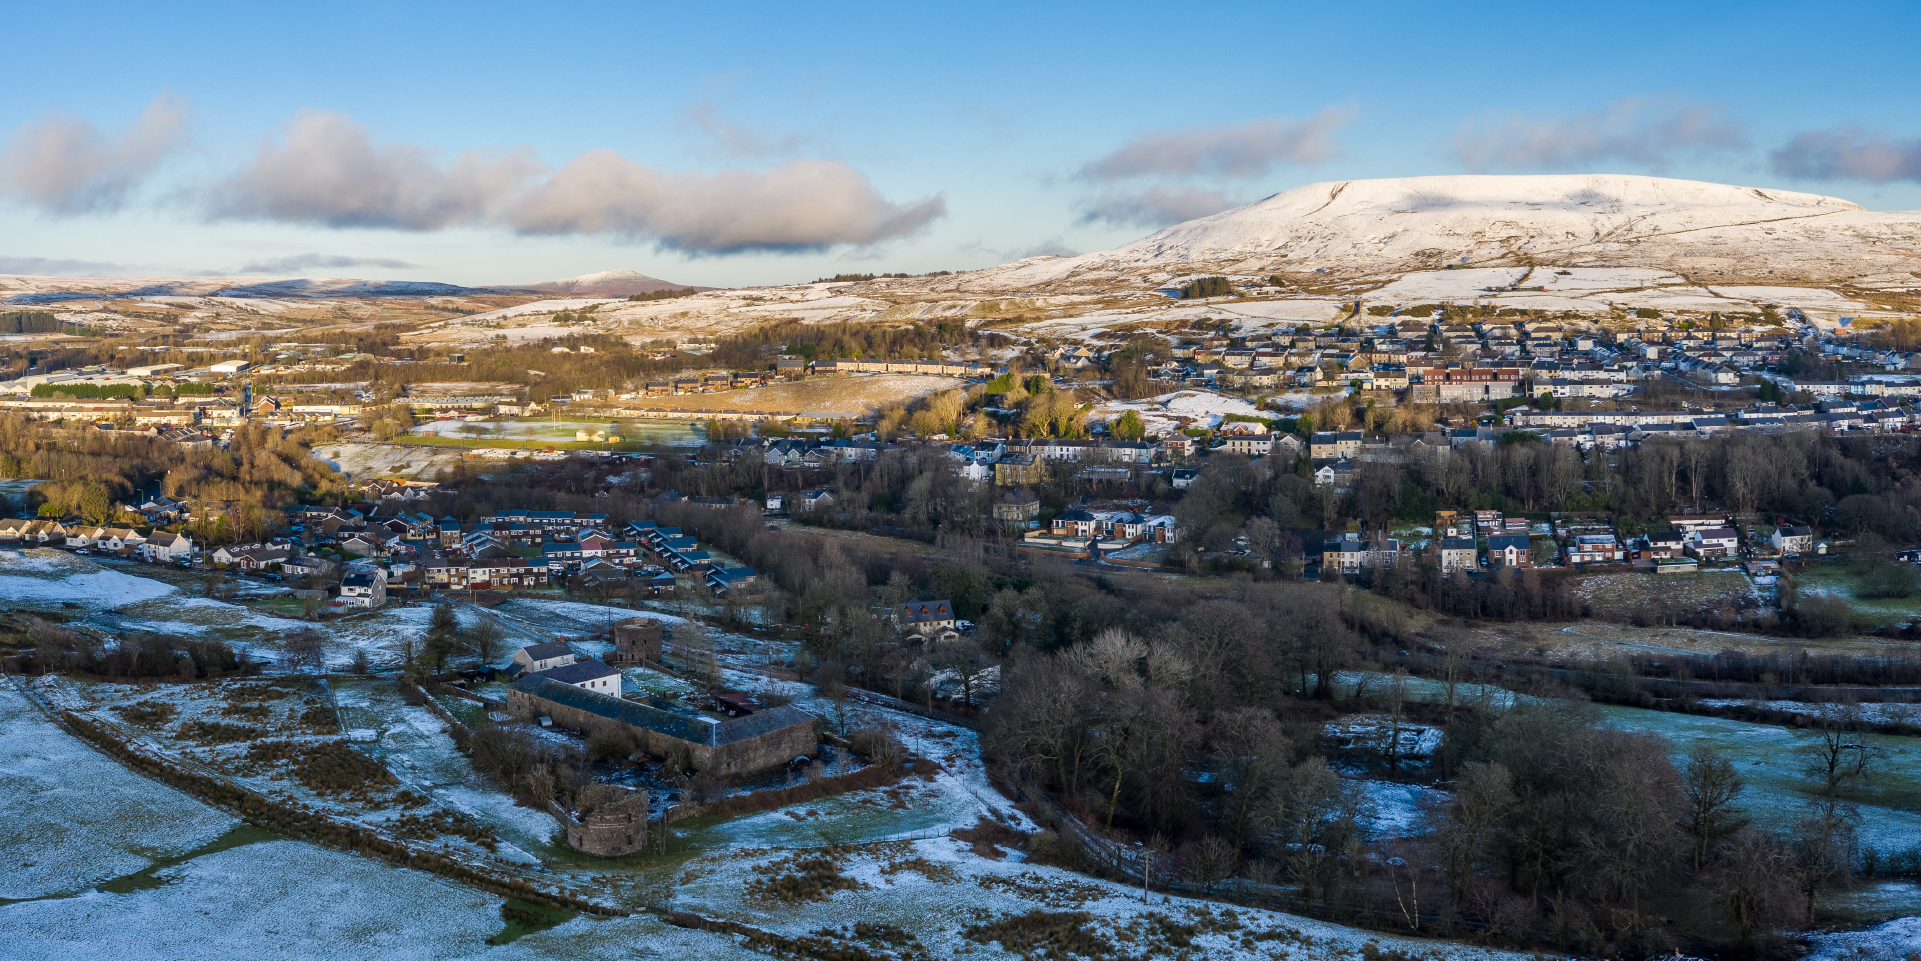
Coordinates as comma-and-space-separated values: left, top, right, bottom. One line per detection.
1011, 237, 1079, 259
210, 111, 541, 230
509, 152, 945, 252
0, 93, 189, 214
1452, 96, 1747, 171
682, 97, 811, 159
1771, 127, 1921, 183
236, 253, 424, 274
0, 255, 131, 276
1080, 186, 1243, 229
208, 111, 942, 253
1079, 108, 1352, 181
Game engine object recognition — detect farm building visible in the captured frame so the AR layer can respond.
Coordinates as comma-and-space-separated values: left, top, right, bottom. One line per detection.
506, 677, 818, 775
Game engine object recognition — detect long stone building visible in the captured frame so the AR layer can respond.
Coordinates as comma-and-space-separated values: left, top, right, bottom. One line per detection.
507, 676, 817, 775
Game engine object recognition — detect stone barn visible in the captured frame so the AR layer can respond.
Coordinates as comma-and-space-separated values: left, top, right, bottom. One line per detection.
507, 676, 817, 776
563, 783, 648, 857
607, 617, 664, 667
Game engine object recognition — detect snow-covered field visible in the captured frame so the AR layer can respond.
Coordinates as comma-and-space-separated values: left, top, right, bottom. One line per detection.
312, 443, 471, 480
1091, 389, 1270, 433
0, 549, 177, 608
0, 682, 236, 900
0, 666, 1559, 961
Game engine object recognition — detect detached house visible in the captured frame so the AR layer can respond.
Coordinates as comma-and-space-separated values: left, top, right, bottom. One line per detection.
514, 641, 577, 674
1566, 534, 1625, 565
897, 599, 957, 632
213, 545, 290, 571
1692, 527, 1739, 558
1771, 526, 1814, 554
338, 568, 388, 609
138, 530, 194, 562
1486, 534, 1532, 568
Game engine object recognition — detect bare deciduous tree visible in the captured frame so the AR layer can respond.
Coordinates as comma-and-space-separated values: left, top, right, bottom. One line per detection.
1682, 747, 1749, 871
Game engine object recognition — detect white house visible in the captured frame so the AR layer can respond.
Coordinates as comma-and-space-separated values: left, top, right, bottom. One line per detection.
1771, 526, 1814, 554
138, 530, 194, 562
522, 659, 622, 695
513, 641, 577, 674
338, 568, 387, 609
212, 545, 289, 570
64, 526, 106, 548
1692, 527, 1740, 557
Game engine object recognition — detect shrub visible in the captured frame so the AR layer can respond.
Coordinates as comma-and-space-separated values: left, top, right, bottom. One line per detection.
1179, 276, 1234, 299
248, 739, 397, 795
179, 719, 266, 744
114, 700, 179, 728
299, 703, 339, 732
951, 815, 1028, 860
961, 910, 1111, 961
745, 851, 870, 903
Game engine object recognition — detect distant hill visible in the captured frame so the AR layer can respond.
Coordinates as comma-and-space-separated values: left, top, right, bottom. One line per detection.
983, 174, 1921, 288
518, 269, 712, 297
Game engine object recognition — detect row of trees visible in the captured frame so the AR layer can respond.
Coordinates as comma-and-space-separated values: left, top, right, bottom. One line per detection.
0, 415, 349, 544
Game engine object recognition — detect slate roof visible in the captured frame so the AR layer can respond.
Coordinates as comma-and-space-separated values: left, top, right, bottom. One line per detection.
901, 599, 954, 623
523, 660, 620, 684
510, 678, 815, 747
517, 641, 575, 663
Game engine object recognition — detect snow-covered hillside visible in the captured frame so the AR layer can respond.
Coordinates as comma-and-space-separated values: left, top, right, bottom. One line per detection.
982, 174, 1921, 288
517, 269, 706, 296
0, 274, 518, 304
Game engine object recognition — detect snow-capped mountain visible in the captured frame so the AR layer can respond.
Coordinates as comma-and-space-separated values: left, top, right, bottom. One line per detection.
992, 174, 1921, 287
517, 269, 706, 296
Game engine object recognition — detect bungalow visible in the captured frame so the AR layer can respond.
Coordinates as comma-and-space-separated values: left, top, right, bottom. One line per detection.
514, 641, 577, 674
63, 526, 107, 549
213, 545, 290, 571
281, 554, 334, 578
137, 530, 194, 562
706, 566, 761, 595
338, 532, 388, 557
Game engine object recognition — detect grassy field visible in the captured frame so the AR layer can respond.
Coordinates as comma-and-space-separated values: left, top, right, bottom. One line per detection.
412, 418, 705, 448
612, 374, 963, 415
1569, 569, 1760, 621
1795, 567, 1921, 629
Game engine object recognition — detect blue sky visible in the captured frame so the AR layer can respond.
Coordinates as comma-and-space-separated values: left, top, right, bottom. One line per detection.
3, 0, 1918, 288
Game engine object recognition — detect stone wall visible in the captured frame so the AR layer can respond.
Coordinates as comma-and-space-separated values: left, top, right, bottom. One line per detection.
506, 686, 816, 776
608, 617, 663, 666
564, 784, 647, 857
